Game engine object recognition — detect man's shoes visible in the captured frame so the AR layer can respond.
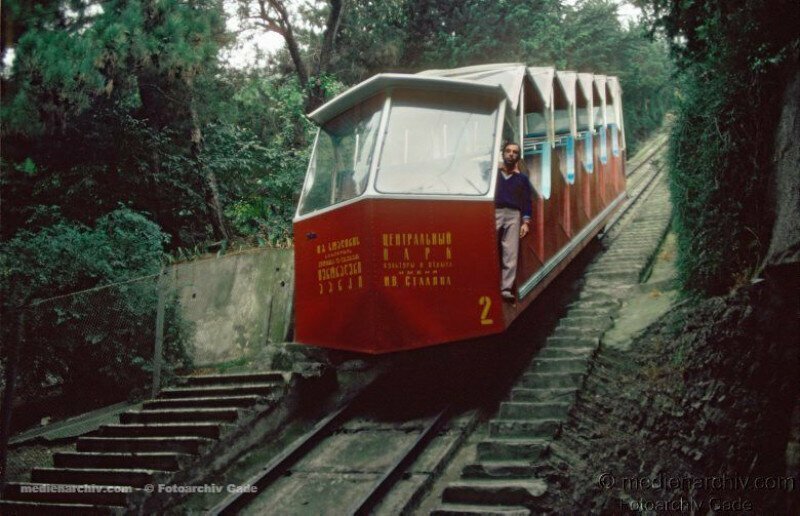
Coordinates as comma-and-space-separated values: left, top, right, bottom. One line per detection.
501, 290, 515, 301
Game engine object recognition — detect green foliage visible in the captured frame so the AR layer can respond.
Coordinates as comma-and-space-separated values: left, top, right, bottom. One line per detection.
322, 0, 672, 153
207, 74, 316, 245
648, 0, 800, 295
2, 0, 228, 248
1, 208, 166, 306
0, 208, 191, 410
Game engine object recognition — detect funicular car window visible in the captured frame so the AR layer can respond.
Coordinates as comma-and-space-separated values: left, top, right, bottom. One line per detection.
297, 95, 384, 215
375, 89, 497, 195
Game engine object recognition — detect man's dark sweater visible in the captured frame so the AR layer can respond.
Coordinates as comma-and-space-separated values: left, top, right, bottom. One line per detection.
495, 170, 533, 220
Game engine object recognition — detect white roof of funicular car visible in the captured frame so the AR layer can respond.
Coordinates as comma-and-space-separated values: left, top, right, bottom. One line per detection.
308, 64, 621, 132
419, 63, 557, 112
307, 73, 506, 125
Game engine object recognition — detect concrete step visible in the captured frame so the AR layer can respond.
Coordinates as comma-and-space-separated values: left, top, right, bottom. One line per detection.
588, 259, 642, 270
498, 401, 570, 420
96, 423, 226, 439
551, 326, 604, 339
510, 387, 578, 403
143, 395, 263, 410
519, 372, 584, 389
120, 408, 241, 424
587, 261, 642, 271
0, 500, 123, 515
568, 295, 618, 307
584, 278, 634, 289
432, 503, 531, 515
587, 270, 640, 282
544, 336, 598, 349
76, 436, 214, 454
557, 315, 612, 329
158, 383, 281, 399
476, 438, 548, 461
489, 418, 561, 438
178, 372, 285, 386
31, 467, 167, 488
442, 479, 547, 505
461, 461, 536, 480
576, 291, 616, 303
528, 357, 589, 374
2, 482, 133, 507
565, 307, 616, 318
536, 346, 594, 359
54, 452, 191, 471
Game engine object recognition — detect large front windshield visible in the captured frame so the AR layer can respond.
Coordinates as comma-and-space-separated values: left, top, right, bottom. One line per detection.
375, 89, 497, 195
297, 94, 383, 216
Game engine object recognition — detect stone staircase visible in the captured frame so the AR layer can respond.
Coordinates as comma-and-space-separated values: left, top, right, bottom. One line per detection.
432, 177, 672, 514
0, 372, 288, 515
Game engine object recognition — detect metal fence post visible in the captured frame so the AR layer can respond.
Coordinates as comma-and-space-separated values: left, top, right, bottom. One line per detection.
152, 269, 167, 398
0, 311, 25, 490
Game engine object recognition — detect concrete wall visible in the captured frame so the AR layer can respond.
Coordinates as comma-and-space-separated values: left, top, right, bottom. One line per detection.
169, 248, 294, 366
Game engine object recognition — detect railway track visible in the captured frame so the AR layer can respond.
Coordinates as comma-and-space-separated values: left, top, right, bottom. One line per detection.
208, 373, 464, 516
207, 141, 670, 515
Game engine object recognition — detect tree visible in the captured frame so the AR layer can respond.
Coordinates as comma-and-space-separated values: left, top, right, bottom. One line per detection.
234, 0, 343, 111
637, 0, 799, 295
2, 0, 231, 246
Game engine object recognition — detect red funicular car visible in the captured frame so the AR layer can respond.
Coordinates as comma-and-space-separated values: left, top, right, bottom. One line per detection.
293, 64, 627, 353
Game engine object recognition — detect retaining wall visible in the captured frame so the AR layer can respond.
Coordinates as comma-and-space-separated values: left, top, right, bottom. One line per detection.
169, 248, 294, 366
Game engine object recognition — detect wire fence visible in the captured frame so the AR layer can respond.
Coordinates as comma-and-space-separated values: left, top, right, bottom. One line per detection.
0, 271, 193, 483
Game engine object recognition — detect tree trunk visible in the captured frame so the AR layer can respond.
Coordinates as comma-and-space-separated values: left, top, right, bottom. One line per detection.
306, 0, 343, 111
189, 90, 230, 243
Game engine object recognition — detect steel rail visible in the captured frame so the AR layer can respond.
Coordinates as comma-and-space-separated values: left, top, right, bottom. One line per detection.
600, 146, 668, 240
625, 135, 669, 179
349, 407, 451, 516
208, 387, 372, 516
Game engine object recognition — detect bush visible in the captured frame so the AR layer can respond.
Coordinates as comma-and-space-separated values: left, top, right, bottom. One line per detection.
660, 0, 798, 296
1, 208, 191, 421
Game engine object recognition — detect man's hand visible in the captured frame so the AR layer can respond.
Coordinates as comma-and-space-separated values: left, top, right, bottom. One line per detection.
520, 221, 530, 238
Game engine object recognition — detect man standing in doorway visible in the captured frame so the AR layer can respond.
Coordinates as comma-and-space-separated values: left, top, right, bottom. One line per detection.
495, 142, 533, 301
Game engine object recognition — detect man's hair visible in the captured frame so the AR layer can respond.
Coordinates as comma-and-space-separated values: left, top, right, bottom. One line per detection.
503, 141, 521, 152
